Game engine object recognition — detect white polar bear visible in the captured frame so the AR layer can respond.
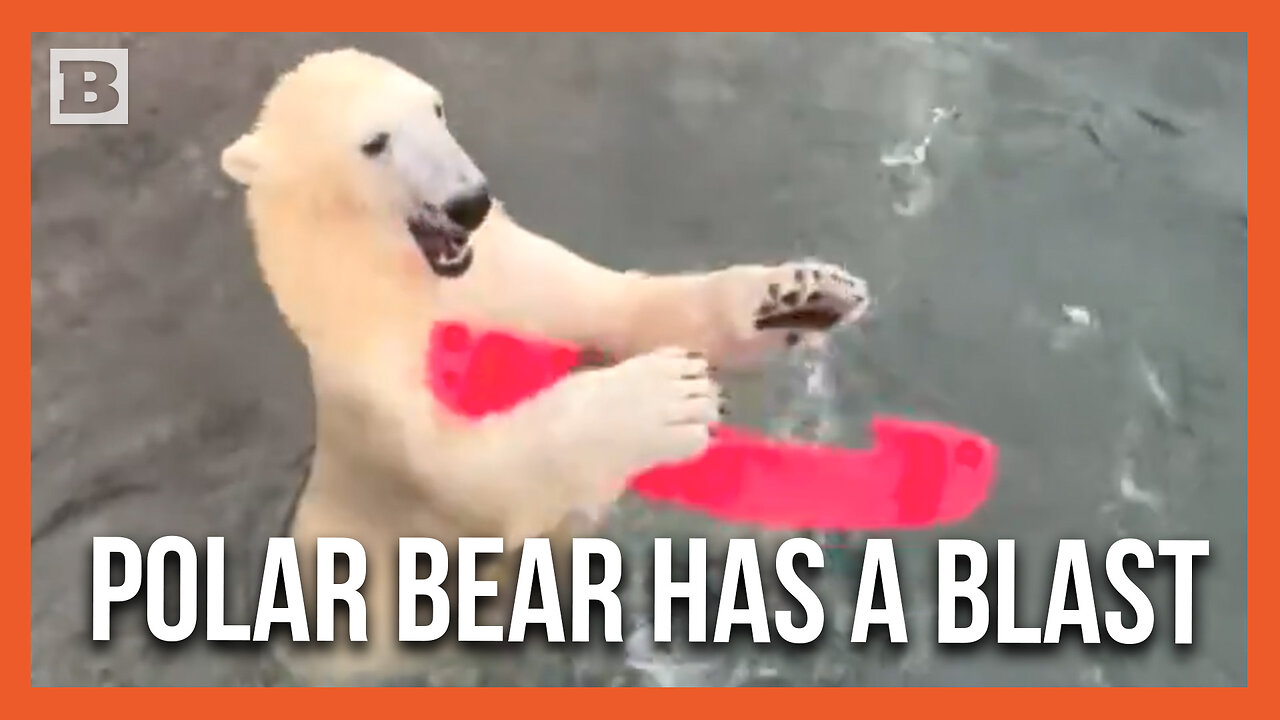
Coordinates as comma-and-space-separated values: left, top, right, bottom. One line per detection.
220, 48, 869, 684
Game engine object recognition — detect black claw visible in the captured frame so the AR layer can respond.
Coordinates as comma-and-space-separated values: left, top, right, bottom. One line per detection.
785, 331, 800, 347
793, 267, 805, 283
781, 290, 801, 306
757, 301, 779, 316
767, 282, 780, 300
810, 291, 825, 303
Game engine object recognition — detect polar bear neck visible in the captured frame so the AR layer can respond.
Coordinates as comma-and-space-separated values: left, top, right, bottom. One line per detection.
243, 187, 437, 366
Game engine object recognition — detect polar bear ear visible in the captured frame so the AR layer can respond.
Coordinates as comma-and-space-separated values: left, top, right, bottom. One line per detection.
221, 132, 266, 186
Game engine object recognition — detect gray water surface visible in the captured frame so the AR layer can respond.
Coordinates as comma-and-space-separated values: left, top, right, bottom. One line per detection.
30, 32, 1246, 686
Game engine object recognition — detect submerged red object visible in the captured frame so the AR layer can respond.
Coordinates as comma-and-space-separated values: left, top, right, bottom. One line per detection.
428, 320, 998, 531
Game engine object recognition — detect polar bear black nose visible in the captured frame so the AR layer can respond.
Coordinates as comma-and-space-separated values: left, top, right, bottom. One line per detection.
443, 186, 492, 231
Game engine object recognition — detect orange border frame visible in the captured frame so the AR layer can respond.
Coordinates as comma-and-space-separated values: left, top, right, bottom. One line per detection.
20, 19, 1259, 711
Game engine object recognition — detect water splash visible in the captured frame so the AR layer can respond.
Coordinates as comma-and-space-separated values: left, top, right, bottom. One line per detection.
623, 622, 719, 687
898, 600, 939, 677
769, 331, 865, 581
1079, 664, 1110, 687
1134, 347, 1176, 421
1052, 303, 1101, 350
1061, 304, 1095, 327
880, 106, 959, 217
1099, 417, 1167, 535
624, 308, 871, 687
771, 334, 843, 442
1118, 465, 1164, 510
1114, 419, 1164, 513
1017, 303, 1102, 351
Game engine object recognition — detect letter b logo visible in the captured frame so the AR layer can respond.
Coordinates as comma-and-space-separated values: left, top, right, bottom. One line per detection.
49, 49, 129, 125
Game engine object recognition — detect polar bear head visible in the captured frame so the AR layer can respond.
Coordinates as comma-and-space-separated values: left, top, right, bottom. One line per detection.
221, 48, 490, 278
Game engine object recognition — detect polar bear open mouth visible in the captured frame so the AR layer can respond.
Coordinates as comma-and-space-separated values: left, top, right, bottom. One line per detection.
407, 212, 474, 278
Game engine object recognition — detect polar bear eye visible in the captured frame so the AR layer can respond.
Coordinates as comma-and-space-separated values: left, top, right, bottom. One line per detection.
361, 132, 390, 157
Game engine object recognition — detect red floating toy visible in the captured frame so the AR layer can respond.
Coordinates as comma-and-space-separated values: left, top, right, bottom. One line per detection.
428, 320, 998, 531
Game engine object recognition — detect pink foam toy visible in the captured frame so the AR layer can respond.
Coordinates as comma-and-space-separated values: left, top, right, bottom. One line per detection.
428, 320, 998, 531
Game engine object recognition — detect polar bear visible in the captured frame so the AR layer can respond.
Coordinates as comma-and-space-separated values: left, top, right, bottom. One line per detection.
220, 48, 869, 685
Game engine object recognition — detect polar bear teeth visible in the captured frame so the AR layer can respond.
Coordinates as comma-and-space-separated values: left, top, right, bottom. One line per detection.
406, 215, 474, 277
437, 244, 470, 265
428, 241, 473, 278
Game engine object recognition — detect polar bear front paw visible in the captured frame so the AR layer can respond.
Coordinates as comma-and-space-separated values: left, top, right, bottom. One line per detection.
604, 346, 722, 468
553, 346, 721, 511
751, 260, 870, 332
